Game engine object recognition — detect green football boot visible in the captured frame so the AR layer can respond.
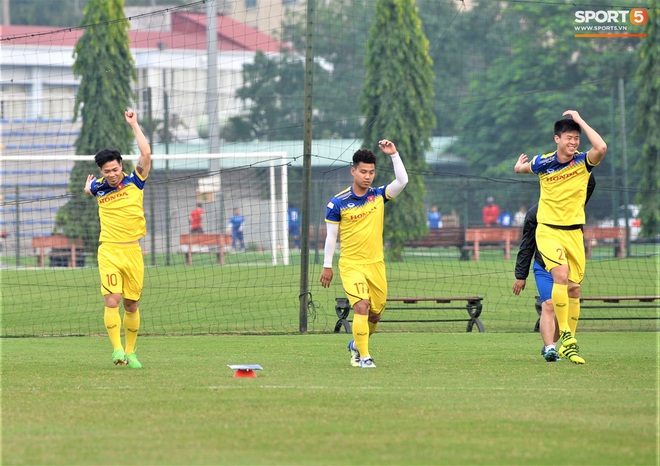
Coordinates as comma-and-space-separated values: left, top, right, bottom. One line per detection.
126, 352, 142, 369
112, 349, 127, 366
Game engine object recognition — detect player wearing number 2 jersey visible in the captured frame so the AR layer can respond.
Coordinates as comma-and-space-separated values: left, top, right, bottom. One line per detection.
84, 111, 151, 369
320, 140, 408, 368
514, 110, 607, 364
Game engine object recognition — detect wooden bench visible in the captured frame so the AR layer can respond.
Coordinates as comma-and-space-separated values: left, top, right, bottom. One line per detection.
335, 296, 485, 333
404, 227, 468, 259
583, 226, 626, 258
180, 233, 231, 265
464, 227, 521, 261
533, 295, 659, 331
32, 235, 84, 268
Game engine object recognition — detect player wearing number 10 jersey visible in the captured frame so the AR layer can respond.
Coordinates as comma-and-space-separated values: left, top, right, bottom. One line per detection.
84, 111, 151, 369
320, 140, 408, 368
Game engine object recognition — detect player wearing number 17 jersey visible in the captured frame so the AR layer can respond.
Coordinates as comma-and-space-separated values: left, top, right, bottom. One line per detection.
514, 110, 607, 364
84, 111, 151, 369
319, 140, 408, 368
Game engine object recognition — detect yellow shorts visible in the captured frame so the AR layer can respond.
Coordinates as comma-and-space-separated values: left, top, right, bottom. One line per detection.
338, 260, 387, 314
98, 242, 144, 300
536, 223, 585, 284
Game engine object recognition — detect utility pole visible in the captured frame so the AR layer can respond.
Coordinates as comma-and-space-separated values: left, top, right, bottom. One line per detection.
158, 42, 172, 265
299, 0, 316, 333
207, 0, 224, 232
618, 78, 631, 257
609, 85, 618, 225
3, 0, 10, 26
207, 1, 219, 157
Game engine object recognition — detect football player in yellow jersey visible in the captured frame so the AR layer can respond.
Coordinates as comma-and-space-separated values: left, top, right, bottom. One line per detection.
84, 111, 151, 368
319, 140, 408, 368
514, 110, 607, 364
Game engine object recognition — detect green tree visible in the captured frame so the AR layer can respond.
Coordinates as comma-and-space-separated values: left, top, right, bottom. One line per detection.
415, 0, 462, 136
226, 46, 364, 141
228, 0, 376, 143
281, 0, 464, 139
360, 0, 436, 261
6, 0, 173, 27
633, 2, 659, 238
281, 0, 373, 139
54, 0, 137, 248
224, 51, 308, 141
7, 0, 85, 27
452, 1, 642, 177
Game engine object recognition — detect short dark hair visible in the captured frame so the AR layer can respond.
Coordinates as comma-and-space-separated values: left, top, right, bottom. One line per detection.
94, 149, 122, 168
554, 118, 581, 137
353, 149, 376, 167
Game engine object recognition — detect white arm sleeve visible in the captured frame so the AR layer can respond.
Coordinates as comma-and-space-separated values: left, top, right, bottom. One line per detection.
386, 152, 408, 198
323, 222, 339, 268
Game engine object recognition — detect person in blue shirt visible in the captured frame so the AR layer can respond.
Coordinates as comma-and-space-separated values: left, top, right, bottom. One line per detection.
427, 206, 442, 229
287, 204, 301, 250
228, 208, 245, 251
497, 209, 513, 227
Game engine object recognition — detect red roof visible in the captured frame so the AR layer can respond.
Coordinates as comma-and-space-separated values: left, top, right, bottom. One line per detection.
171, 12, 282, 52
0, 12, 283, 53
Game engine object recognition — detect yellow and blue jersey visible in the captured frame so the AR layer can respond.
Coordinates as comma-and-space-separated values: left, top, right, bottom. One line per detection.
90, 171, 147, 243
325, 184, 390, 265
530, 150, 596, 226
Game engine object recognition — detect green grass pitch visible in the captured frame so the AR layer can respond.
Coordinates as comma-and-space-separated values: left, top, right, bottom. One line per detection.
2, 332, 657, 465
2, 249, 657, 463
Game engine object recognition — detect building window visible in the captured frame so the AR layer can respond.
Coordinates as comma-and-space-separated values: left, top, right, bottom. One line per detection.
282, 0, 298, 5
246, 0, 257, 8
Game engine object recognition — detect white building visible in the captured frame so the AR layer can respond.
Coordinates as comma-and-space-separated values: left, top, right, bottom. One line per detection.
0, 9, 286, 154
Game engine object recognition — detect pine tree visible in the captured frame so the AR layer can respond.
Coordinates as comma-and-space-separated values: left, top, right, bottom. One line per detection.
55, 0, 137, 248
360, 0, 436, 260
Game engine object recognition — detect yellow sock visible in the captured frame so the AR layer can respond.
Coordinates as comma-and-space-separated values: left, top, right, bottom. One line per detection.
568, 298, 580, 335
123, 309, 140, 355
552, 284, 570, 333
104, 306, 123, 351
353, 313, 370, 358
368, 320, 379, 336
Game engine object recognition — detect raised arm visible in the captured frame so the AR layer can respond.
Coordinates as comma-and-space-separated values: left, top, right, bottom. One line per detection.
514, 153, 533, 174
379, 139, 408, 198
125, 110, 152, 179
562, 110, 607, 165
84, 174, 96, 196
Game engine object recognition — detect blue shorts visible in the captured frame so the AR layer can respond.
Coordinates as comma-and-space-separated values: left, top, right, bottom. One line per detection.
533, 260, 553, 303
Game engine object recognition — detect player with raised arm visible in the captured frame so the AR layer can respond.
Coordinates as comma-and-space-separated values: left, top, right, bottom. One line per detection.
514, 110, 606, 364
319, 140, 408, 368
84, 110, 151, 368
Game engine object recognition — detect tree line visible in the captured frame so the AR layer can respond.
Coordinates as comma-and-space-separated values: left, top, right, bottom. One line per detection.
15, 0, 656, 240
